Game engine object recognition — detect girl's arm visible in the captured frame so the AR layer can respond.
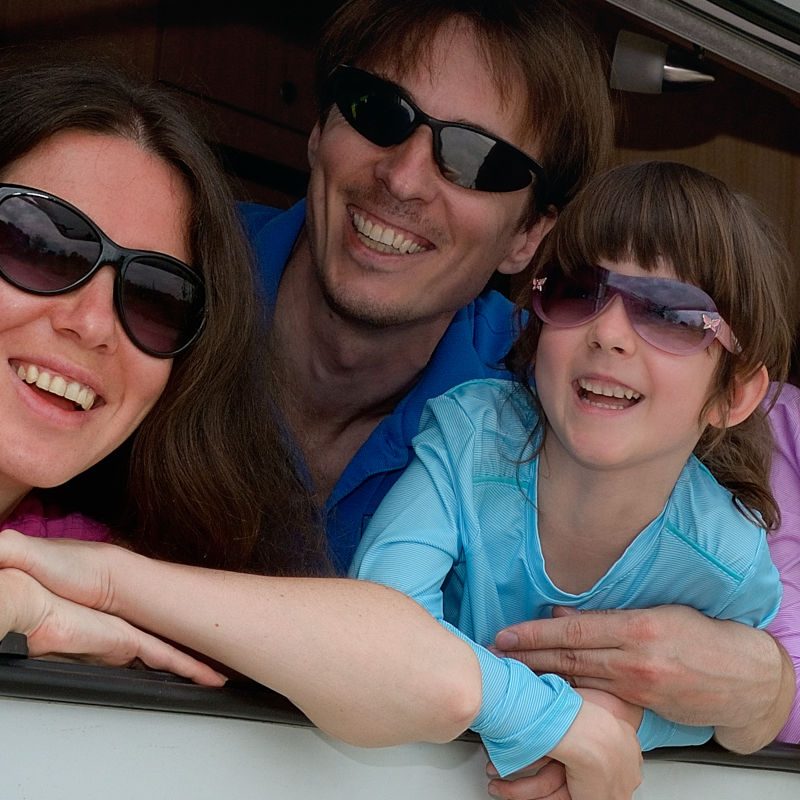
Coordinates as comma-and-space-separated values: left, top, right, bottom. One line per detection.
0, 529, 481, 748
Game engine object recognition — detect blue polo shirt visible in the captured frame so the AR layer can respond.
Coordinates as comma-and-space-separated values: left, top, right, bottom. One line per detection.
241, 199, 520, 572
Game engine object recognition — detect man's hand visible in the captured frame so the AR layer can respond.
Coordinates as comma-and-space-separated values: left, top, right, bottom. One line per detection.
487, 757, 567, 800
493, 605, 792, 751
0, 565, 225, 685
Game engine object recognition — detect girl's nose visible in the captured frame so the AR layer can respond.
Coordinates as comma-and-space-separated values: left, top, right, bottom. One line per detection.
586, 294, 638, 355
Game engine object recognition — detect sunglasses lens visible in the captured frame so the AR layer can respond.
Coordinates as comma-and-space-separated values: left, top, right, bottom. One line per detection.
611, 274, 715, 355
120, 258, 205, 356
439, 127, 533, 192
536, 270, 602, 325
0, 194, 100, 291
336, 72, 415, 147
623, 301, 711, 354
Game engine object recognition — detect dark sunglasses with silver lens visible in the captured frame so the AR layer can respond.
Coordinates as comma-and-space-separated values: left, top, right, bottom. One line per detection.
0, 184, 205, 358
327, 65, 548, 200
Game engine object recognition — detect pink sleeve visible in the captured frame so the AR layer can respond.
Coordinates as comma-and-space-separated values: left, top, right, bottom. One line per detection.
766, 383, 800, 743
2, 494, 110, 542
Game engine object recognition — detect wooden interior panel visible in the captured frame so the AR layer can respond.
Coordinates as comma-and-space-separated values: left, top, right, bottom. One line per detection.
0, 0, 159, 76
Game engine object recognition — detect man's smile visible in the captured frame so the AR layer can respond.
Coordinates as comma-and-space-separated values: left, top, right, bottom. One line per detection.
350, 208, 434, 256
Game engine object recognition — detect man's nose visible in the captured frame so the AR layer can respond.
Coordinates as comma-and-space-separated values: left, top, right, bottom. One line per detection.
373, 125, 440, 203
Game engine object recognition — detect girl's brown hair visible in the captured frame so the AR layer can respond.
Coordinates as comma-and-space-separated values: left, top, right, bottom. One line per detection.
508, 160, 796, 529
0, 50, 330, 575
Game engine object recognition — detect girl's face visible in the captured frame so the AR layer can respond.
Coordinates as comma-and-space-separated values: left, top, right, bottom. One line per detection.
0, 130, 192, 511
534, 257, 723, 478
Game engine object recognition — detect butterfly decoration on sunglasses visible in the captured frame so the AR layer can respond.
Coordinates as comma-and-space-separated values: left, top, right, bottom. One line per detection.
0, 184, 205, 358
326, 64, 549, 202
530, 265, 740, 356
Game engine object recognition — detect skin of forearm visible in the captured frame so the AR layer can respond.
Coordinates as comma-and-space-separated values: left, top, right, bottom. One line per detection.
713, 640, 796, 753
105, 548, 482, 747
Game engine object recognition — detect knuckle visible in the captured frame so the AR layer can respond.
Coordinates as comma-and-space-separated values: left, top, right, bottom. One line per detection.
563, 616, 586, 649
629, 610, 660, 643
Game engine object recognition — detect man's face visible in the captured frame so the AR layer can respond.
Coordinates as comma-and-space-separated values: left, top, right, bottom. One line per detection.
304, 20, 547, 330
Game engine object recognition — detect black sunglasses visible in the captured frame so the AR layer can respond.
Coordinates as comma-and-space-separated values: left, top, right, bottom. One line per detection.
0, 184, 205, 358
327, 65, 547, 198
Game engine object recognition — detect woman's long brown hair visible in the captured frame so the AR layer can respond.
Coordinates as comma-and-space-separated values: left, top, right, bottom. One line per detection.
0, 50, 331, 575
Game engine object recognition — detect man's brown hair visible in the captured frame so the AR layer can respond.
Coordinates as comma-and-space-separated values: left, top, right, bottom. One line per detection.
315, 0, 614, 224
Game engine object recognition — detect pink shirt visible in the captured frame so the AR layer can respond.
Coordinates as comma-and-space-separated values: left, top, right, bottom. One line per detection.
1, 493, 110, 542
766, 383, 800, 743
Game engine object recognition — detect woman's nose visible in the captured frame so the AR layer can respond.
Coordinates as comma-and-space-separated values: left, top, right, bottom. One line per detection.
48, 266, 120, 352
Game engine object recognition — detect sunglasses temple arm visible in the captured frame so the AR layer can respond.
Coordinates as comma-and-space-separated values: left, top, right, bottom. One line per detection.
716, 320, 741, 354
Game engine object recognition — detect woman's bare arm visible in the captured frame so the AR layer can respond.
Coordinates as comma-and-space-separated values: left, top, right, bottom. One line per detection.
0, 530, 481, 747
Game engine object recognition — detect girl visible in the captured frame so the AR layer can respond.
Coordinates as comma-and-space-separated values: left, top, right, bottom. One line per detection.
349, 161, 795, 790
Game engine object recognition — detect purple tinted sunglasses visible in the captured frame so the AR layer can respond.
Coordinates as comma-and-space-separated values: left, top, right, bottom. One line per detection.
531, 263, 739, 356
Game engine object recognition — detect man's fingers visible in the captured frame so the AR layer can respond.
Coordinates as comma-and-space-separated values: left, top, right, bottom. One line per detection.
494, 608, 637, 652
487, 757, 551, 779
488, 760, 568, 800
498, 645, 623, 680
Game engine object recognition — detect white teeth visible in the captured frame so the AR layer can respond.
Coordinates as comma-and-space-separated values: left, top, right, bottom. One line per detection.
64, 382, 81, 402
352, 212, 426, 255
578, 377, 641, 402
49, 375, 67, 397
76, 387, 95, 411
15, 362, 97, 410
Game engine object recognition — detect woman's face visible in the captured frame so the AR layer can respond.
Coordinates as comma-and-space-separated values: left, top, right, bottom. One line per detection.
0, 129, 192, 506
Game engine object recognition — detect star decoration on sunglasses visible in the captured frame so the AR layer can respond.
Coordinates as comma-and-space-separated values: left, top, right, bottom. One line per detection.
531, 277, 547, 292
702, 314, 721, 333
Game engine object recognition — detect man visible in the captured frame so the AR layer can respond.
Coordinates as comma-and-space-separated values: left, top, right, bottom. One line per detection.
242, 0, 611, 572
240, 0, 795, 785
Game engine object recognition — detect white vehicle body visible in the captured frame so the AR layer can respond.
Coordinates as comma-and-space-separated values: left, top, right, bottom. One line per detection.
0, 656, 797, 799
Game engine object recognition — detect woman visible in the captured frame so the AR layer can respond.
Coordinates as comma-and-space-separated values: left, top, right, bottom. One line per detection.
0, 52, 481, 747
0, 51, 329, 577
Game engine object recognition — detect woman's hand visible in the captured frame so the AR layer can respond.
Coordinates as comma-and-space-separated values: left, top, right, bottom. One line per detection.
0, 561, 224, 685
0, 529, 118, 610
